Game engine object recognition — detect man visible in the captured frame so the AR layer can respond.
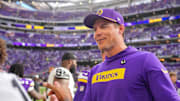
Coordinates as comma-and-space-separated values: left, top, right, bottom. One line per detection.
8, 63, 46, 101
82, 8, 180, 101
44, 9, 180, 101
45, 51, 106, 101
47, 52, 77, 100
169, 72, 180, 95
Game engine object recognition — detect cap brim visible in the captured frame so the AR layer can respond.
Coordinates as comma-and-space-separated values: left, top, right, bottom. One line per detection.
84, 14, 102, 28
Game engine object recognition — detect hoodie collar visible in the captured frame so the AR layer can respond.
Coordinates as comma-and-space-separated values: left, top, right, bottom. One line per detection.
105, 46, 137, 62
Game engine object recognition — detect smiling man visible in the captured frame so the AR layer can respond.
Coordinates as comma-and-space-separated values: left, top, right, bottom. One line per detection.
82, 8, 180, 101
43, 9, 180, 101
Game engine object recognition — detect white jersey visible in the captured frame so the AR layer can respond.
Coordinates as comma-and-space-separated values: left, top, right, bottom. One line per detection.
0, 72, 32, 101
47, 67, 75, 98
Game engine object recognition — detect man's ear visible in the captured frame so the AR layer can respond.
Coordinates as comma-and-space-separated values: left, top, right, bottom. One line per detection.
118, 25, 125, 37
119, 25, 125, 34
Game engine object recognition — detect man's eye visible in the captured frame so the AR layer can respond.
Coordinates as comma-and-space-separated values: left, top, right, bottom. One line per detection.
101, 25, 108, 29
101, 23, 109, 28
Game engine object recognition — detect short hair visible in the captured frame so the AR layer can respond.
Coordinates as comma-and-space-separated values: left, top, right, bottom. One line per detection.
62, 52, 77, 61
0, 39, 7, 65
8, 64, 24, 78
169, 72, 177, 77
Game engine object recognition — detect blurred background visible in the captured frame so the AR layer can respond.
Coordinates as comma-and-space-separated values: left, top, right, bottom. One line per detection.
0, 0, 179, 81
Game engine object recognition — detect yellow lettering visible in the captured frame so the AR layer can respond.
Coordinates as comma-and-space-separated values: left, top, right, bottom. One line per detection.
92, 68, 126, 84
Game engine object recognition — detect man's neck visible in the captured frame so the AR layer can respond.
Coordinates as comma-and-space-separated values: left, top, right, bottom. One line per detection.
105, 43, 127, 57
61, 64, 70, 71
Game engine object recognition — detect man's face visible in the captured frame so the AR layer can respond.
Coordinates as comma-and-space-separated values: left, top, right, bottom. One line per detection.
93, 19, 121, 51
170, 75, 177, 83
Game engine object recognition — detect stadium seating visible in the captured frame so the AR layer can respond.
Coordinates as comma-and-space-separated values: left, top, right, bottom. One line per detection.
0, 0, 179, 21
0, 24, 179, 45
3, 42, 179, 75
0, 3, 89, 21
0, 0, 179, 77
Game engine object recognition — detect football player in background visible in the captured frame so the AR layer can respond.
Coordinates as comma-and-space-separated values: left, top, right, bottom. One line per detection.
47, 52, 77, 101
44, 51, 106, 101
74, 70, 89, 101
74, 50, 106, 101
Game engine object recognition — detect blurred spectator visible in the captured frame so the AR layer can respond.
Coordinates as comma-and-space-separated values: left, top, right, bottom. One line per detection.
169, 72, 180, 95
32, 75, 42, 101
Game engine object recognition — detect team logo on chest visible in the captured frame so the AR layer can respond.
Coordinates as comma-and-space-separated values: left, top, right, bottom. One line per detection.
92, 68, 126, 84
121, 59, 126, 65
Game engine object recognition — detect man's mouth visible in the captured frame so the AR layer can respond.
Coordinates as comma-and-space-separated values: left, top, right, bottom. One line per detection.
97, 38, 106, 43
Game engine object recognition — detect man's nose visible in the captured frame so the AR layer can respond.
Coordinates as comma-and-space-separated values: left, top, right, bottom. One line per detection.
94, 28, 102, 38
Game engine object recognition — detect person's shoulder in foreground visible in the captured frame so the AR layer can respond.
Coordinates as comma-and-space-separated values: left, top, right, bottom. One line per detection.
0, 72, 32, 101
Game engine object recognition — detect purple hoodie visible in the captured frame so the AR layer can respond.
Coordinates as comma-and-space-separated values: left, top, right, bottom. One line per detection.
83, 47, 180, 101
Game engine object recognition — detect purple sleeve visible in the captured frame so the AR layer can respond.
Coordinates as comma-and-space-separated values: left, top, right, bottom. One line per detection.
82, 69, 93, 101
143, 53, 180, 101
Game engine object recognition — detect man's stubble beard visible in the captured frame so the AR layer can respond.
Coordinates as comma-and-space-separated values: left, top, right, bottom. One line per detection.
100, 41, 115, 53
